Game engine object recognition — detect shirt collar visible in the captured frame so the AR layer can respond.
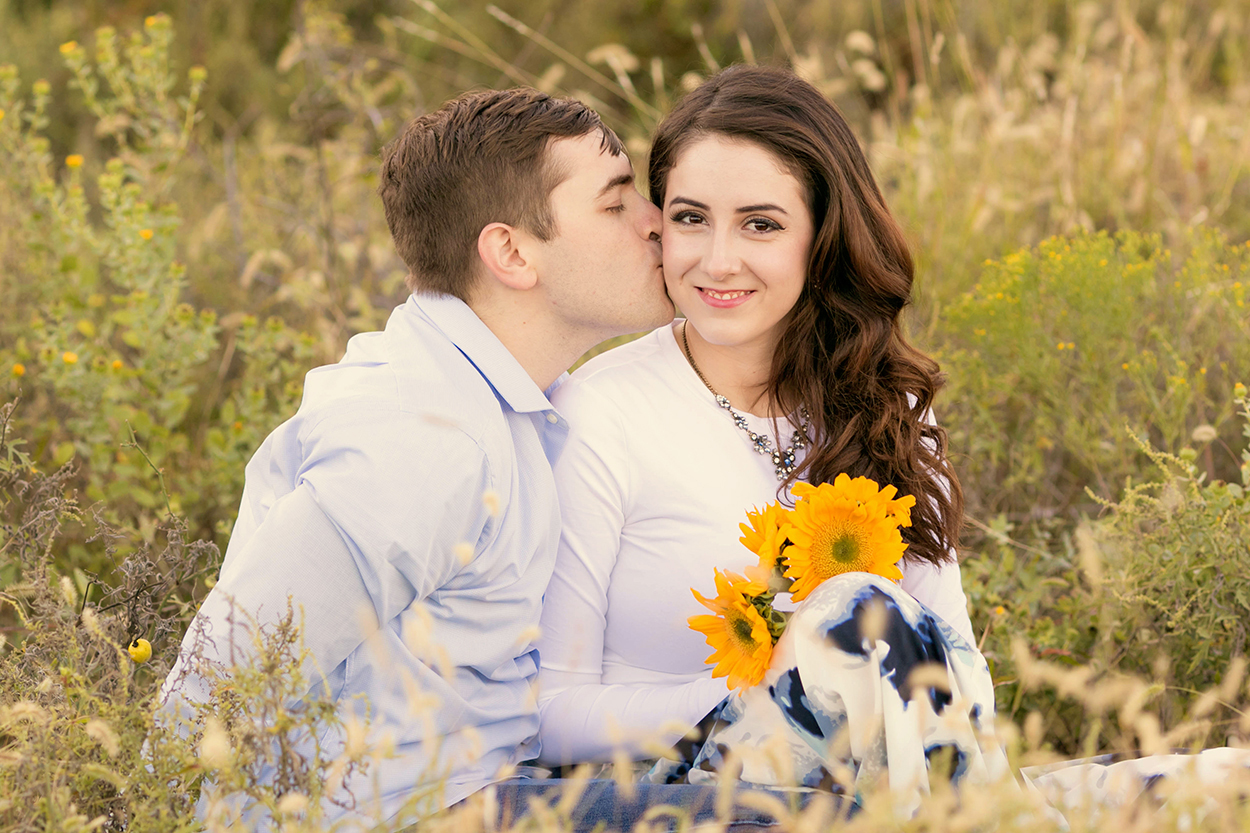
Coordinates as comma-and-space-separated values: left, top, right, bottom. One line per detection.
406, 292, 555, 415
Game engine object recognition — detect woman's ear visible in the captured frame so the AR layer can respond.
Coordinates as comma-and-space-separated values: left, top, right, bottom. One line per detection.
477, 223, 538, 291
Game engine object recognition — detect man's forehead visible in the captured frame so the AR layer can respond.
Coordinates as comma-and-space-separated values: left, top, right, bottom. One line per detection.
548, 131, 633, 186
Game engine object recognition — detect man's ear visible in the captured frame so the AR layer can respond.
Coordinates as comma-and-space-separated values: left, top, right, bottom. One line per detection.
477, 223, 538, 291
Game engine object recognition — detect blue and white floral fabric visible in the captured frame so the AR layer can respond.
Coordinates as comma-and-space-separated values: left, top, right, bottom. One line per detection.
650, 573, 1010, 816
1022, 748, 1250, 824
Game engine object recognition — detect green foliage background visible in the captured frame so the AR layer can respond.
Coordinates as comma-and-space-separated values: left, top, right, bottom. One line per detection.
2, 0, 1250, 829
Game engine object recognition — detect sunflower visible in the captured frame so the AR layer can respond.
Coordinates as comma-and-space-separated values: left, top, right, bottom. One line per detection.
688, 569, 774, 690
781, 474, 917, 602
738, 502, 791, 571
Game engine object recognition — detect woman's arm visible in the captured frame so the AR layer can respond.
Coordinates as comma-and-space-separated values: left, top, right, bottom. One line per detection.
901, 406, 976, 645
536, 380, 729, 765
536, 669, 729, 765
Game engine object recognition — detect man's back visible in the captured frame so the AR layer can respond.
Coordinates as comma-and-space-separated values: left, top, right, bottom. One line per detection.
164, 293, 568, 822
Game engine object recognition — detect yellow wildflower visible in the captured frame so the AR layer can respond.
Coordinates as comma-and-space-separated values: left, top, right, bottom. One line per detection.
65, 154, 83, 168
59, 41, 78, 54
111, 359, 123, 371
139, 228, 154, 240
12, 363, 25, 377
127, 638, 152, 663
62, 351, 78, 365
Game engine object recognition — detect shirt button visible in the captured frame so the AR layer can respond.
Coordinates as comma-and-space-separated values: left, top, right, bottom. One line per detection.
545, 412, 558, 424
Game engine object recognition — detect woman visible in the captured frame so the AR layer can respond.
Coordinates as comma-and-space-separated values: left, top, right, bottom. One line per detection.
535, 65, 1005, 809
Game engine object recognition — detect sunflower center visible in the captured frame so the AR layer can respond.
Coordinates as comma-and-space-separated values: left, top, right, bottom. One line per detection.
812, 522, 870, 575
830, 533, 860, 563
730, 612, 757, 648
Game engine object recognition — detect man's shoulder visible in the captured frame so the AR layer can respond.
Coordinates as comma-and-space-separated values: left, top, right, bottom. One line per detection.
298, 308, 503, 445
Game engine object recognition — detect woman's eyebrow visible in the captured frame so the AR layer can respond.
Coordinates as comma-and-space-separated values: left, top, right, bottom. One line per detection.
737, 203, 788, 215
667, 196, 789, 215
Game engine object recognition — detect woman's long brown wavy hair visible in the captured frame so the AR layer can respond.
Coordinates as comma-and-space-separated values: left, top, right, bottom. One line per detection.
648, 64, 962, 567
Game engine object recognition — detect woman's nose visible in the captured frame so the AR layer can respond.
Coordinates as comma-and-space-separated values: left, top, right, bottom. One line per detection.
702, 232, 741, 280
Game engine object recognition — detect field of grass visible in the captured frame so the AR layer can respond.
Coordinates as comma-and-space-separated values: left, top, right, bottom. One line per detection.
1, 0, 1249, 829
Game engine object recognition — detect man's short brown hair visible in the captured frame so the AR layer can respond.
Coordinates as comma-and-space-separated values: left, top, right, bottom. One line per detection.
378, 88, 625, 301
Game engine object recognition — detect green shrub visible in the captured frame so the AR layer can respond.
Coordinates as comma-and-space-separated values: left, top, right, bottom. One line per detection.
933, 229, 1249, 524
965, 386, 1250, 754
0, 18, 318, 569
1084, 386, 1250, 730
0, 401, 203, 830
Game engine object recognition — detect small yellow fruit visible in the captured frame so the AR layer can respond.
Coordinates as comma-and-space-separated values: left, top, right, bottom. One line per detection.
128, 638, 152, 663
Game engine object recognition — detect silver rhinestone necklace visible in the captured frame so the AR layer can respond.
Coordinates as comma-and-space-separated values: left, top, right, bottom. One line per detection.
680, 321, 810, 481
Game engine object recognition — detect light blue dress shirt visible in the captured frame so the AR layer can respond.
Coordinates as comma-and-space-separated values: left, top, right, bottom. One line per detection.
161, 293, 569, 824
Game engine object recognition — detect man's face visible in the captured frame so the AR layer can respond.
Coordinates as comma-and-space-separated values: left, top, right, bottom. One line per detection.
531, 132, 673, 341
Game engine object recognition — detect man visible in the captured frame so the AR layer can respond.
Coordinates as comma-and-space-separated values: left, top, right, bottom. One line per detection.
161, 87, 673, 826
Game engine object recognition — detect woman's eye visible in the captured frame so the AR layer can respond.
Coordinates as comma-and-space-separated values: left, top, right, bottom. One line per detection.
607, 204, 627, 214
669, 210, 705, 225
746, 217, 782, 233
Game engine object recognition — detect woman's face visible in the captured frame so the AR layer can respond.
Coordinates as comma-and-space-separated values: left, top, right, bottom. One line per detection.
661, 134, 814, 356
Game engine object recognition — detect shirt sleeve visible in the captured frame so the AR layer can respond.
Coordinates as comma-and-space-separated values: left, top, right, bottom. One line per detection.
296, 405, 492, 624
900, 406, 976, 646
536, 669, 731, 765
536, 381, 729, 763
537, 382, 626, 680
162, 405, 491, 709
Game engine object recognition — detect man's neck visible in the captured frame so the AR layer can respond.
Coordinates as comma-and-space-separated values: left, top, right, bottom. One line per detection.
469, 296, 599, 393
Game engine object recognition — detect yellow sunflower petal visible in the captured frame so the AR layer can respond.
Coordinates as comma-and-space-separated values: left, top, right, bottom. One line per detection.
686, 580, 775, 691
782, 474, 912, 601
738, 502, 790, 567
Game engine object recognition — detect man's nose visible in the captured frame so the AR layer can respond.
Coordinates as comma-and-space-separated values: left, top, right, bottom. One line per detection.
638, 199, 662, 243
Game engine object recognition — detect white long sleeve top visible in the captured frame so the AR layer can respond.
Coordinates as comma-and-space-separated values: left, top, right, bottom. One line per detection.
535, 323, 975, 766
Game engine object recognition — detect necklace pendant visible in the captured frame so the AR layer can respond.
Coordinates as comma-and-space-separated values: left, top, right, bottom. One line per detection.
681, 322, 811, 482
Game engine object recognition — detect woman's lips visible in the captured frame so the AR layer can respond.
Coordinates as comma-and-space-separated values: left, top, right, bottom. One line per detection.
697, 287, 755, 308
